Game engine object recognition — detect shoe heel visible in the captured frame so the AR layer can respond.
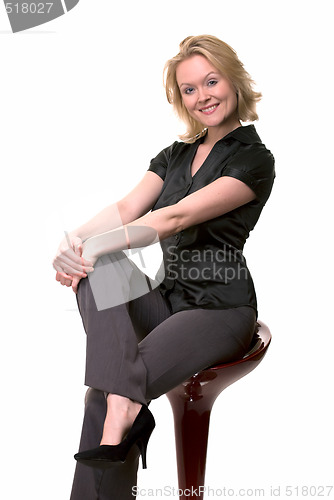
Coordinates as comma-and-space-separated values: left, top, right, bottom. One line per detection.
74, 405, 155, 469
137, 439, 147, 469
137, 428, 153, 469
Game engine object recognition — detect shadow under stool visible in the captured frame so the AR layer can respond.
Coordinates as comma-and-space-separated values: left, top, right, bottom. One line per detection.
166, 320, 271, 500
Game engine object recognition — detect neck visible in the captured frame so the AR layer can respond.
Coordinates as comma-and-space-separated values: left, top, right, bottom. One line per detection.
204, 119, 241, 147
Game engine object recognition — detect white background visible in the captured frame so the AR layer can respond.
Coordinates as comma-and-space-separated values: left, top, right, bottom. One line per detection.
1, 0, 333, 498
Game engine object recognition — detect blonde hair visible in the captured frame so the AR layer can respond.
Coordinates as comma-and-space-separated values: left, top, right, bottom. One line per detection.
164, 35, 262, 143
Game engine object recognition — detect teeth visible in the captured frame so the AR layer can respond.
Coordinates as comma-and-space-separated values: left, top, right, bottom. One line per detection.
201, 105, 218, 112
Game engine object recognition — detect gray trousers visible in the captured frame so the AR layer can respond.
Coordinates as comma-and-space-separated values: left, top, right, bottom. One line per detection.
70, 255, 256, 499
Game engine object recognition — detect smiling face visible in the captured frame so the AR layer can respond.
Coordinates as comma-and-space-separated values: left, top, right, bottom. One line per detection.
176, 54, 240, 141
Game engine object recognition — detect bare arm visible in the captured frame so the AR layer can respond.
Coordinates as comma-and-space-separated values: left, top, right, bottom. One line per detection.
70, 171, 164, 241
53, 171, 163, 278
83, 175, 256, 260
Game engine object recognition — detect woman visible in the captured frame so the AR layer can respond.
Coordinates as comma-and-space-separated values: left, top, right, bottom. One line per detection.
53, 35, 275, 498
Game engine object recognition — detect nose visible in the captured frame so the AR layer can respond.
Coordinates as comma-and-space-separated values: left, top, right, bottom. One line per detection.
197, 86, 210, 103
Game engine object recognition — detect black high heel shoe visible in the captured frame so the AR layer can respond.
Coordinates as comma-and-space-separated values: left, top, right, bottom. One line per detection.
74, 405, 155, 469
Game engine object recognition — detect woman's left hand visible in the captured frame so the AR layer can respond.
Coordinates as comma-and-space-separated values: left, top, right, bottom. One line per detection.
53, 235, 94, 278
69, 240, 100, 293
54, 244, 85, 294
53, 235, 97, 293
71, 241, 99, 293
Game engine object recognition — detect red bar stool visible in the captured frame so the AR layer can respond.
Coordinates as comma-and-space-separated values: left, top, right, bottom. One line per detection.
166, 321, 271, 500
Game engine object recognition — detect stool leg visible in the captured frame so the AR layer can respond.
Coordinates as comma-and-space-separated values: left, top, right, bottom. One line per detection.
167, 389, 216, 500
166, 328, 271, 500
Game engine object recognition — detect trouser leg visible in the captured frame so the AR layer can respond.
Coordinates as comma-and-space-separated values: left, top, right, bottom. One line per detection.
71, 255, 256, 499
136, 304, 256, 400
77, 268, 256, 403
70, 388, 140, 500
76, 273, 151, 405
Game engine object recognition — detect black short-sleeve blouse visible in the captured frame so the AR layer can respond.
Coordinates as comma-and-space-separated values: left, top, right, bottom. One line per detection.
148, 125, 275, 316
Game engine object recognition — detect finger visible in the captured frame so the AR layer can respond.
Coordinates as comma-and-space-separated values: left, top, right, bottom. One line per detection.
55, 247, 94, 268
59, 278, 72, 287
53, 258, 90, 277
71, 236, 83, 249
74, 242, 83, 256
57, 272, 74, 286
59, 255, 94, 274
72, 276, 81, 294
54, 253, 92, 271
81, 256, 94, 274
56, 271, 72, 282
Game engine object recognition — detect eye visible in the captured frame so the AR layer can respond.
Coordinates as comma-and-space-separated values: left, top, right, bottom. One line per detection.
207, 79, 218, 87
184, 87, 195, 95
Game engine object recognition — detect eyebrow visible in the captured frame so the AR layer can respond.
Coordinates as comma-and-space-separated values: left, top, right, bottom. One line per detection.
179, 71, 219, 88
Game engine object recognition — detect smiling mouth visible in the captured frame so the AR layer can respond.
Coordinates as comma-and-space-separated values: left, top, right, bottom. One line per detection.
200, 104, 219, 114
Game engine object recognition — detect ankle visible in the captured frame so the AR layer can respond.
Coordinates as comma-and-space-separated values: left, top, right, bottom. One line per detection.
100, 395, 142, 446
106, 394, 141, 417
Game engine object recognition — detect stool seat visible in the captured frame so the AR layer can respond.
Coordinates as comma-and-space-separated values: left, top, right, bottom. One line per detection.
166, 321, 271, 500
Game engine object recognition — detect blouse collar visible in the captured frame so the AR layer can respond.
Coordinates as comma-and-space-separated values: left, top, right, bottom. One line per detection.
222, 124, 262, 144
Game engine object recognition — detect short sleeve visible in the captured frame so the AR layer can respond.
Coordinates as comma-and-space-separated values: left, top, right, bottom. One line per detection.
147, 142, 179, 181
221, 144, 275, 204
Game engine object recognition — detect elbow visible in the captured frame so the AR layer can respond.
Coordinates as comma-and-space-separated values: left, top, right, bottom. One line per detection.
174, 213, 187, 234
161, 205, 187, 238
170, 217, 185, 236
138, 205, 187, 242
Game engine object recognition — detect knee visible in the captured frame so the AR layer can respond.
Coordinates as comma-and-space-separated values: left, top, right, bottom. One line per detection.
84, 388, 106, 412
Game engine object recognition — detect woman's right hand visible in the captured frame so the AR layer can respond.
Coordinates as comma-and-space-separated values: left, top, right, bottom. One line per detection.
55, 268, 83, 294
55, 270, 74, 288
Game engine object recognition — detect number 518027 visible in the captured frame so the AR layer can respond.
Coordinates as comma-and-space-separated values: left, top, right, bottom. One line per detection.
5, 3, 53, 14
